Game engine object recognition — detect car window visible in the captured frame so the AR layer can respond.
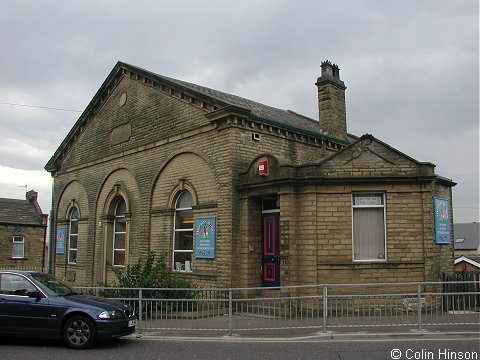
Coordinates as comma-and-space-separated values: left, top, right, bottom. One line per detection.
0, 274, 37, 296
31, 273, 77, 296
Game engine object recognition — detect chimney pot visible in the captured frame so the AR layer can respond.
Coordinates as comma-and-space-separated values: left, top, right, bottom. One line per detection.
332, 63, 340, 80
321, 60, 334, 77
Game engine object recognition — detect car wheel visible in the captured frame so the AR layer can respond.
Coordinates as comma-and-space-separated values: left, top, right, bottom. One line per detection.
63, 315, 96, 349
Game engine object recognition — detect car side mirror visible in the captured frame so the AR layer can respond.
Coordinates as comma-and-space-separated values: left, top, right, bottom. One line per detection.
27, 291, 42, 299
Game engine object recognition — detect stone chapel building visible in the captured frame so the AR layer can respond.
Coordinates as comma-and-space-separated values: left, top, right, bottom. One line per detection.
45, 61, 455, 287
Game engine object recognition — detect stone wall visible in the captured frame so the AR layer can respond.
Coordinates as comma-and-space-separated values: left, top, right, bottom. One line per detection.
48, 70, 455, 290
49, 73, 333, 287
237, 135, 455, 290
0, 224, 45, 270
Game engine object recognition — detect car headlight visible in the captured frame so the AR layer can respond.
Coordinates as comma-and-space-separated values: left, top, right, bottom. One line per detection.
98, 310, 123, 319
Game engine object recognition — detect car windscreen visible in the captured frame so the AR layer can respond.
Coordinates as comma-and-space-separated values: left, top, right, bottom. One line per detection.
31, 274, 78, 296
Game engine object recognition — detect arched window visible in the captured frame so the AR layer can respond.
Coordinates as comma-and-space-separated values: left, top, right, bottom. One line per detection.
68, 208, 78, 264
173, 191, 193, 272
113, 198, 127, 266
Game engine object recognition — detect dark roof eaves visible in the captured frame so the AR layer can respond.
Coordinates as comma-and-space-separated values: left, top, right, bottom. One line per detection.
0, 220, 46, 227
249, 113, 350, 145
119, 62, 232, 109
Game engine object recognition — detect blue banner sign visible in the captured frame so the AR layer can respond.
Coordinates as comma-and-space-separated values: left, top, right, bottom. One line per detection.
434, 198, 450, 244
194, 216, 216, 259
56, 226, 66, 254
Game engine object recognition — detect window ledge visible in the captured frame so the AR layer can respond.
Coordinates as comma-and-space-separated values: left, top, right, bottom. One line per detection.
180, 270, 217, 278
318, 261, 425, 266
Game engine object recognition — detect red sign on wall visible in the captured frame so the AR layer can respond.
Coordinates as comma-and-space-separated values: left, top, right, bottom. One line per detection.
258, 160, 268, 176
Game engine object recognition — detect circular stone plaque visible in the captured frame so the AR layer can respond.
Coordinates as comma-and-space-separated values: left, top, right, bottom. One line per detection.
118, 92, 127, 107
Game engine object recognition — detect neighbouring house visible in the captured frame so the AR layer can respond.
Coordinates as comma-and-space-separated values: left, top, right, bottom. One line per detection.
454, 222, 480, 273
454, 256, 480, 273
45, 61, 456, 288
0, 190, 48, 270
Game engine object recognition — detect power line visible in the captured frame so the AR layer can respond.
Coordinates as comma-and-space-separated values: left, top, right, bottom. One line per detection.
0, 101, 82, 113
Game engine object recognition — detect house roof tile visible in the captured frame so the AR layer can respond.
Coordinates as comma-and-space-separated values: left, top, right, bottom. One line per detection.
454, 223, 480, 250
0, 198, 45, 226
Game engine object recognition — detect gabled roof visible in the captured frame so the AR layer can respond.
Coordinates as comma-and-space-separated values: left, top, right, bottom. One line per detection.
454, 255, 480, 269
311, 134, 433, 167
158, 72, 327, 136
454, 223, 480, 250
291, 133, 456, 185
46, 61, 348, 171
0, 197, 45, 226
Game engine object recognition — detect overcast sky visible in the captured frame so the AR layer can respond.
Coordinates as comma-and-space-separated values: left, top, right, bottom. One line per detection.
0, 0, 478, 224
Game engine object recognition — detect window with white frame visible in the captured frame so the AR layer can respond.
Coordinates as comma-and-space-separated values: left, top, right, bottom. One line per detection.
12, 236, 25, 259
68, 208, 78, 264
113, 198, 127, 266
173, 191, 193, 272
352, 193, 386, 261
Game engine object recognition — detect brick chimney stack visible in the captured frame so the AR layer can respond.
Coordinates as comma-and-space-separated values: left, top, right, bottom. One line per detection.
316, 60, 347, 140
26, 190, 44, 218
26, 190, 38, 203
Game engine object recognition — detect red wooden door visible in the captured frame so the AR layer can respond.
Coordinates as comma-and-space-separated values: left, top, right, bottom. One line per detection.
261, 213, 280, 287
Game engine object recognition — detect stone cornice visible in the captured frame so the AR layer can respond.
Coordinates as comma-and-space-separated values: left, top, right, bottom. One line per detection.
213, 114, 346, 150
237, 175, 440, 191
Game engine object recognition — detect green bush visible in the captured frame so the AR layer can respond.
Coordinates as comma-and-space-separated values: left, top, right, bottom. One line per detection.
113, 251, 192, 290
101, 251, 195, 318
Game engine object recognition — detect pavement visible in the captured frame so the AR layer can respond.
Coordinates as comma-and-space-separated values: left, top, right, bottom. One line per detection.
132, 324, 480, 342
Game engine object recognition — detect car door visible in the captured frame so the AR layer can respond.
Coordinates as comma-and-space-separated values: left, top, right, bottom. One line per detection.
0, 273, 53, 337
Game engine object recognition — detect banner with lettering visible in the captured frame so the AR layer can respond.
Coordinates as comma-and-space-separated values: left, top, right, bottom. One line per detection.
56, 226, 66, 254
434, 198, 450, 244
194, 216, 216, 259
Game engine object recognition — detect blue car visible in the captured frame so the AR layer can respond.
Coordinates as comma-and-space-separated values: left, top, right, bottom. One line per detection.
0, 270, 137, 349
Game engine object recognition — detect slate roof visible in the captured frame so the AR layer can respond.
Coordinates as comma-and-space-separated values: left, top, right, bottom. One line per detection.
158, 72, 332, 139
46, 62, 353, 171
0, 198, 45, 226
116, 62, 351, 143
454, 223, 480, 250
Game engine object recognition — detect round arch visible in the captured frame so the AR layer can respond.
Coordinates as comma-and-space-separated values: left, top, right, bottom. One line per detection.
56, 180, 89, 221
151, 151, 217, 209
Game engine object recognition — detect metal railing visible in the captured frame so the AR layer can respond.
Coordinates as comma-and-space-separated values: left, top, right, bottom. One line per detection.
75, 281, 480, 336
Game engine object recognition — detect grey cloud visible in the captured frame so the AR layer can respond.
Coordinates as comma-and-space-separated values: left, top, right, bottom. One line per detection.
0, 0, 477, 221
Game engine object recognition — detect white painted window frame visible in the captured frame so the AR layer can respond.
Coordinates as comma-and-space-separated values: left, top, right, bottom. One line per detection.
351, 192, 387, 262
